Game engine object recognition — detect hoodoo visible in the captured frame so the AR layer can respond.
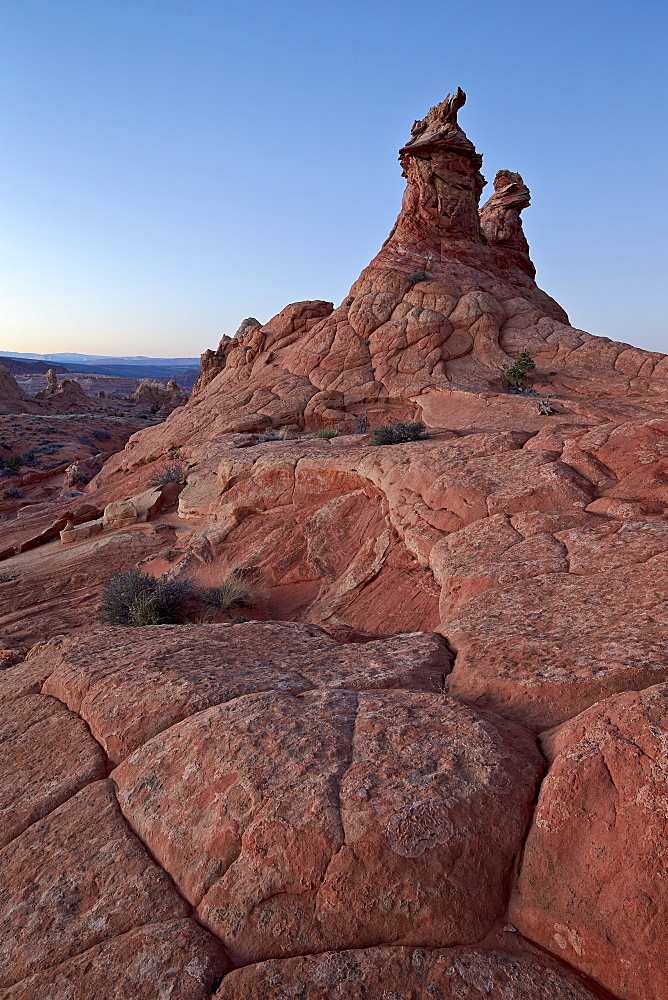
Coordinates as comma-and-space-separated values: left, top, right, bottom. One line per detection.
1, 93, 668, 1000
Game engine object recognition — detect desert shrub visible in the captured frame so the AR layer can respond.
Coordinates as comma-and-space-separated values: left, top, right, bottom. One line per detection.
409, 269, 427, 284
501, 350, 536, 392
5, 454, 21, 471
147, 462, 186, 487
92, 428, 111, 441
69, 469, 91, 485
315, 428, 338, 439
99, 568, 193, 626
371, 421, 425, 446
278, 426, 298, 440
23, 449, 37, 464
2, 485, 22, 499
197, 574, 255, 614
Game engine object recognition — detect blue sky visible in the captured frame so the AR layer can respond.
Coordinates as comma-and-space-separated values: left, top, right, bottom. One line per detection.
1, 0, 666, 357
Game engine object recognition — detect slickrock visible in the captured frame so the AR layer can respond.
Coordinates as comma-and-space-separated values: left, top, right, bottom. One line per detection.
113, 689, 543, 964
446, 560, 668, 730
0, 781, 194, 988
216, 945, 606, 999
0, 920, 229, 1000
1, 90, 667, 999
0, 692, 107, 848
37, 623, 450, 763
509, 683, 668, 1000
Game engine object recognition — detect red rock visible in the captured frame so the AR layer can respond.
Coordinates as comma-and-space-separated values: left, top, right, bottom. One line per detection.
509, 682, 668, 1000
0, 693, 107, 848
1, 89, 668, 997
113, 689, 543, 965
215, 944, 604, 999
37, 623, 450, 763
0, 526, 174, 647
0, 364, 40, 414
480, 169, 535, 276
0, 780, 191, 988
0, 919, 229, 999
446, 562, 668, 730
0, 649, 59, 702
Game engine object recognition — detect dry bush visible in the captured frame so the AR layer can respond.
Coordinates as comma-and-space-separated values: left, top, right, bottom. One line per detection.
100, 568, 192, 626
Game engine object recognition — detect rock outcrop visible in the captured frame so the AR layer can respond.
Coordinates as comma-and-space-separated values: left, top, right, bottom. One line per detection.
480, 170, 534, 276
0, 363, 41, 414
35, 373, 89, 410
128, 379, 188, 414
1, 91, 667, 999
192, 317, 262, 395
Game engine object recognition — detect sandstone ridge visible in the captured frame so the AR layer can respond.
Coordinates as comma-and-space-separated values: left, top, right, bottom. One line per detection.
1, 92, 667, 999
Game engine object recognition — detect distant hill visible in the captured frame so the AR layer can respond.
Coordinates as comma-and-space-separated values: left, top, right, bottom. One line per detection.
0, 356, 72, 377
1, 351, 200, 366
0, 352, 200, 387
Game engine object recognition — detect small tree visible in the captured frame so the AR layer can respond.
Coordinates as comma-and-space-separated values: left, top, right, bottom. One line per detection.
501, 350, 536, 392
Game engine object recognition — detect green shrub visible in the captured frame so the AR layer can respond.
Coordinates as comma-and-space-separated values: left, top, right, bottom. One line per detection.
197, 575, 255, 614
315, 428, 338, 439
2, 485, 22, 499
147, 462, 185, 487
409, 269, 427, 284
99, 568, 192, 626
371, 421, 425, 446
501, 350, 536, 392
5, 454, 21, 471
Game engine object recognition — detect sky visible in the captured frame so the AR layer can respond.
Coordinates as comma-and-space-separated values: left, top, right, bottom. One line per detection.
1, 0, 667, 358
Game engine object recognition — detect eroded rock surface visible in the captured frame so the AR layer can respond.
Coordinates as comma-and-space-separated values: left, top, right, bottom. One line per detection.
113, 689, 542, 963
216, 944, 606, 999
0, 90, 665, 998
509, 684, 668, 1000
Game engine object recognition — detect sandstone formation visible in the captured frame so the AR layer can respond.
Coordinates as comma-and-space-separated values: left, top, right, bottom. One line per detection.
193, 317, 262, 395
216, 944, 607, 999
0, 90, 666, 998
128, 379, 188, 414
0, 363, 41, 414
509, 683, 668, 1000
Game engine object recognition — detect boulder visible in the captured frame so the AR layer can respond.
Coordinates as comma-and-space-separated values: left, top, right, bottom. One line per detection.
59, 517, 104, 544
113, 689, 543, 965
509, 682, 668, 1000
215, 944, 604, 999
38, 623, 452, 763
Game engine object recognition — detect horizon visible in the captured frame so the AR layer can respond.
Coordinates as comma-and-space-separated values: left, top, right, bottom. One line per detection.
2, 0, 667, 357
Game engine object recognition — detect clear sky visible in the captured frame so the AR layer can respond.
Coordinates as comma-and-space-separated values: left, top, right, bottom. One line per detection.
1, 0, 666, 357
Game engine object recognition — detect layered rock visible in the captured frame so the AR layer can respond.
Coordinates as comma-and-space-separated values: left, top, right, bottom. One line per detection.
1, 90, 667, 999
127, 378, 188, 414
193, 317, 262, 395
510, 684, 668, 1000
0, 363, 40, 414
480, 169, 535, 276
